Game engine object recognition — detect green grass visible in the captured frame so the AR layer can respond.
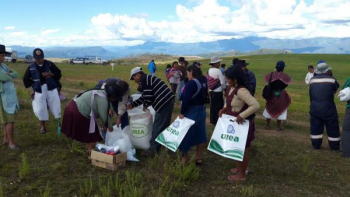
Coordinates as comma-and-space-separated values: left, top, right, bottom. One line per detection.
1, 54, 350, 196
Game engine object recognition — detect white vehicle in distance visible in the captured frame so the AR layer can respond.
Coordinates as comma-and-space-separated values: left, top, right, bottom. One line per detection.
4, 47, 18, 63
84, 56, 108, 65
69, 57, 89, 65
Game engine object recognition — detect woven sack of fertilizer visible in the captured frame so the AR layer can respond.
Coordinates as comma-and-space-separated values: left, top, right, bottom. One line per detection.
127, 94, 153, 150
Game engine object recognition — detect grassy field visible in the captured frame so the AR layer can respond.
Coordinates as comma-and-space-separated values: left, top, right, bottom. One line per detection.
1, 54, 350, 197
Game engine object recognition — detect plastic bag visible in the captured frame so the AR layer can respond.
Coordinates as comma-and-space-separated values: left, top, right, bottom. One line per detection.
155, 117, 195, 152
105, 125, 123, 146
339, 87, 350, 102
207, 115, 249, 162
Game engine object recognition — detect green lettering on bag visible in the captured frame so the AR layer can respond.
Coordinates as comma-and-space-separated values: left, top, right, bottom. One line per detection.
167, 127, 180, 136
221, 134, 237, 142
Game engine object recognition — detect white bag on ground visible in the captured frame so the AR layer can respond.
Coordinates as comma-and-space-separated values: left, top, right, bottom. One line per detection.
105, 126, 139, 162
207, 115, 249, 162
105, 125, 123, 146
339, 87, 350, 102
155, 117, 195, 152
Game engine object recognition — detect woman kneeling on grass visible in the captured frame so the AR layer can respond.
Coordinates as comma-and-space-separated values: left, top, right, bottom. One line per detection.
0, 45, 20, 150
219, 66, 260, 181
178, 64, 208, 165
62, 79, 129, 156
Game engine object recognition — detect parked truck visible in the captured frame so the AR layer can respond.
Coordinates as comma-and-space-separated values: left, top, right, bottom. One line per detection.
84, 56, 108, 65
4, 47, 17, 63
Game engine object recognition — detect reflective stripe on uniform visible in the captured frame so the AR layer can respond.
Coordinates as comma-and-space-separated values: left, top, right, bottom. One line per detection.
310, 78, 335, 84
328, 137, 341, 141
310, 134, 323, 139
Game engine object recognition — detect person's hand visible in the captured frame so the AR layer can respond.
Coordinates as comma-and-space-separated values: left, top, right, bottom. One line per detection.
218, 108, 225, 118
126, 104, 134, 110
109, 109, 114, 116
101, 126, 107, 132
30, 92, 35, 100
179, 114, 185, 119
42, 72, 53, 78
143, 106, 148, 112
236, 115, 245, 125
108, 127, 113, 132
116, 114, 122, 127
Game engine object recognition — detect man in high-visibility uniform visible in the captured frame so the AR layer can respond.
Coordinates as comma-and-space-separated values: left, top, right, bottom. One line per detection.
309, 62, 340, 150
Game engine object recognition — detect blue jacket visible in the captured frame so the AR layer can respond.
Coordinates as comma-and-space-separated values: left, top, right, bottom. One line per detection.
245, 69, 256, 96
309, 74, 339, 118
148, 61, 157, 73
23, 60, 61, 93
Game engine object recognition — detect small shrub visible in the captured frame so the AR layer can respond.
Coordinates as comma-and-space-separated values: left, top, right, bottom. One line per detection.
241, 185, 259, 197
78, 81, 85, 87
39, 183, 51, 197
79, 175, 93, 197
0, 181, 4, 197
19, 153, 30, 180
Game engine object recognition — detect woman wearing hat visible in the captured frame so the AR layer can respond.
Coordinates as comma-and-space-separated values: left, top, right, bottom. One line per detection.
0, 44, 20, 150
263, 61, 292, 131
61, 79, 130, 153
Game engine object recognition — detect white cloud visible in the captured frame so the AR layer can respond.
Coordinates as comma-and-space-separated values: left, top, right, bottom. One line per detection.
2, 0, 350, 46
4, 26, 15, 30
40, 29, 60, 36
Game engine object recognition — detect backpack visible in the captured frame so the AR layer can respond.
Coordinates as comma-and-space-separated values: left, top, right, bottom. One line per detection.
206, 72, 221, 90
262, 72, 273, 100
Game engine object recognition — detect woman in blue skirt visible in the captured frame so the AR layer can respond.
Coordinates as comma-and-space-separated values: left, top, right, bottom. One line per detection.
179, 64, 208, 165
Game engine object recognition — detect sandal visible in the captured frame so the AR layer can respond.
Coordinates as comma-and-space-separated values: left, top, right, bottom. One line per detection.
227, 175, 246, 182
276, 127, 285, 131
230, 168, 249, 175
264, 126, 270, 130
40, 128, 47, 134
87, 150, 92, 160
9, 145, 20, 150
195, 159, 203, 166
2, 141, 8, 145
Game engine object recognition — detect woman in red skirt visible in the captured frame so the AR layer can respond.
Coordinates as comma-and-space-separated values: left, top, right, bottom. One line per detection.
219, 66, 260, 182
62, 79, 129, 153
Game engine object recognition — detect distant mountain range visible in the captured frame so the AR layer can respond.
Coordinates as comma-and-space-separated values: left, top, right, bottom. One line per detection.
10, 36, 350, 60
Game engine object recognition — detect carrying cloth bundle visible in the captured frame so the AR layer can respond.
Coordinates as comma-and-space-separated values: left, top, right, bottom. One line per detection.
206, 72, 221, 90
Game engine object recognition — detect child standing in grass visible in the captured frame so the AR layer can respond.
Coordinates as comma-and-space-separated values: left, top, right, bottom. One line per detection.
0, 44, 20, 150
305, 65, 314, 85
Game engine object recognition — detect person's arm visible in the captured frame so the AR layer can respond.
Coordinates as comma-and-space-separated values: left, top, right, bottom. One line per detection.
237, 88, 260, 119
118, 89, 130, 115
0, 66, 15, 82
305, 73, 309, 84
180, 80, 196, 115
49, 62, 62, 81
250, 72, 256, 96
333, 80, 340, 94
23, 66, 34, 88
218, 70, 226, 89
95, 96, 113, 130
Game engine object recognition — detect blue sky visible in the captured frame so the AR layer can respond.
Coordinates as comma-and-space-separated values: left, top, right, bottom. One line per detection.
1, 0, 349, 47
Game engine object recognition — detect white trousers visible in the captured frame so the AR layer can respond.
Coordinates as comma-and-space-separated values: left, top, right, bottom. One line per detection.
263, 108, 287, 120
32, 84, 61, 121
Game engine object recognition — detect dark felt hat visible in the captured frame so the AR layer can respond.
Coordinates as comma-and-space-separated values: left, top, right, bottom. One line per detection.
178, 57, 185, 62
237, 60, 249, 67
232, 58, 239, 65
0, 45, 10, 54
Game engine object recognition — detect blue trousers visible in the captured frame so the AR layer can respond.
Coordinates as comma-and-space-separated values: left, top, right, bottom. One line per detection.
310, 111, 340, 150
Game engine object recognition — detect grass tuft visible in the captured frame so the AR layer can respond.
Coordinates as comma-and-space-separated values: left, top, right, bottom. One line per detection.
19, 153, 30, 180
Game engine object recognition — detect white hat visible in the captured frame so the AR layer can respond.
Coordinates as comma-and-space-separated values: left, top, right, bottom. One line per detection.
210, 56, 222, 65
130, 67, 143, 80
315, 63, 331, 74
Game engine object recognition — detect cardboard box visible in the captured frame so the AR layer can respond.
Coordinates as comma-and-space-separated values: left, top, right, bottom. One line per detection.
91, 150, 127, 171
